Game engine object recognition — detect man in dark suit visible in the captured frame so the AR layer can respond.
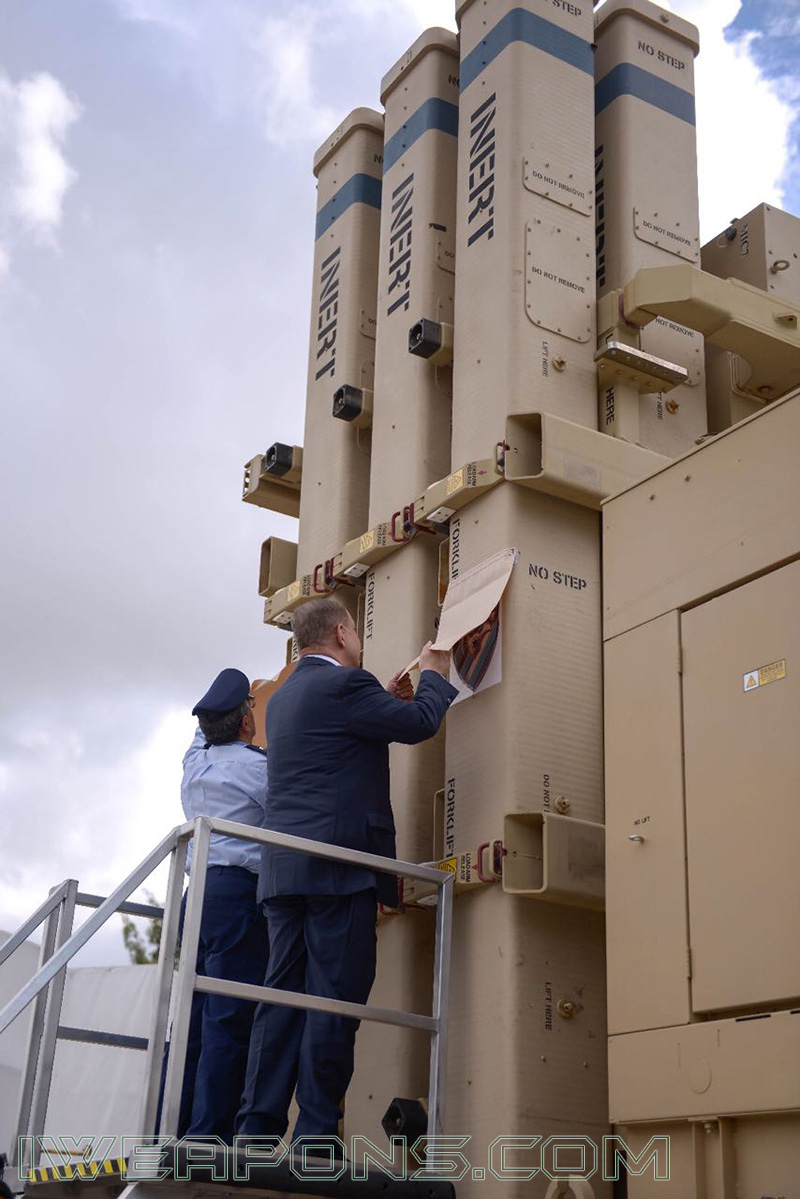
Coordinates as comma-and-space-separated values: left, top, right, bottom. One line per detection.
236, 597, 456, 1143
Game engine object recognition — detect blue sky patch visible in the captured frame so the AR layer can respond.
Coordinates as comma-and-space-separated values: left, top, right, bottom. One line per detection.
726, 1, 800, 210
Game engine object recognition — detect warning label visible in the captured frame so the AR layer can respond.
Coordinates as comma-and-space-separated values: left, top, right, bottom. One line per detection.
437, 853, 482, 885
743, 659, 787, 692
447, 469, 464, 496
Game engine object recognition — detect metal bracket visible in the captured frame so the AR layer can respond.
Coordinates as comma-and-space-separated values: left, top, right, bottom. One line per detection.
504, 412, 669, 509
594, 341, 688, 395
242, 451, 302, 518
258, 537, 298, 599
503, 812, 605, 909
264, 457, 503, 628
623, 264, 800, 402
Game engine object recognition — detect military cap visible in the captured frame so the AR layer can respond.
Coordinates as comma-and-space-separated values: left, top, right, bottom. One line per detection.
192, 668, 250, 717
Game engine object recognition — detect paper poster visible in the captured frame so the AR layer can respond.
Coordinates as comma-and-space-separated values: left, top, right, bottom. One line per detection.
400, 547, 517, 703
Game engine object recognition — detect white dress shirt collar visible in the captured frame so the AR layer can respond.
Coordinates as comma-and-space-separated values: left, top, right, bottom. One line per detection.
304, 653, 342, 667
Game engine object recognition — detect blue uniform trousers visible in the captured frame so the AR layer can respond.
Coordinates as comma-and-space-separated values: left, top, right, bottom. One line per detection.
236, 890, 377, 1139
178, 865, 269, 1142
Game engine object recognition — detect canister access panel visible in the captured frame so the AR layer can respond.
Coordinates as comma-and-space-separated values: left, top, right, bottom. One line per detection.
682, 557, 800, 1015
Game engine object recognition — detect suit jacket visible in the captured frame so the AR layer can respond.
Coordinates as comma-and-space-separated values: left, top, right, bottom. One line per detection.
258, 656, 458, 907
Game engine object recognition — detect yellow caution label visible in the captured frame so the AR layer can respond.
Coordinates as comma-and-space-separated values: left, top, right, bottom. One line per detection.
287, 580, 300, 602
436, 852, 487, 885
360, 529, 375, 553
28, 1158, 125, 1184
759, 659, 787, 686
458, 852, 477, 885
743, 659, 786, 692
446, 469, 464, 496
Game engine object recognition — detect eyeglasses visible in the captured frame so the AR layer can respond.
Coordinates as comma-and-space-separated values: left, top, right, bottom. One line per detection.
247, 694, 256, 709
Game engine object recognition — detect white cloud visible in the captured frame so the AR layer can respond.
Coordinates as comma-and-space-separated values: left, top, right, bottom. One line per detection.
345, 0, 457, 31
15, 73, 82, 236
0, 709, 194, 963
109, 0, 457, 148
253, 9, 338, 146
112, 0, 195, 35
662, 0, 794, 238
0, 70, 81, 272
400, 0, 456, 28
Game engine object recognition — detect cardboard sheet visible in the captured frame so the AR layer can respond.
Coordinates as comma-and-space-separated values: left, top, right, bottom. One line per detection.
399, 547, 516, 702
434, 546, 517, 652
250, 662, 296, 748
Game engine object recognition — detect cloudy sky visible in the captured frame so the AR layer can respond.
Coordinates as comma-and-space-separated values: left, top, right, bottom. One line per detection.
1, 0, 798, 968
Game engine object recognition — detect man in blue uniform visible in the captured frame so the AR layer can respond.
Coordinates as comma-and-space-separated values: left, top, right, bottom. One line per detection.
178, 667, 269, 1143
236, 598, 457, 1144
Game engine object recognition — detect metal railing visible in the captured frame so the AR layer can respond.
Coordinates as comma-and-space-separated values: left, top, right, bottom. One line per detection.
0, 817, 454, 1172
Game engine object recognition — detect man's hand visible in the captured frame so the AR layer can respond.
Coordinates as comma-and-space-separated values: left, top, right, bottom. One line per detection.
386, 669, 414, 702
419, 640, 450, 679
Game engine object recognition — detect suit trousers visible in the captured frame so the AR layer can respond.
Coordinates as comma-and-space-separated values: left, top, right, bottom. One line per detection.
178, 865, 269, 1142
236, 890, 378, 1140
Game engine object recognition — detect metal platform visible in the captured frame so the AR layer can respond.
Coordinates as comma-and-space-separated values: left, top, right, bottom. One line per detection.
23, 1146, 456, 1199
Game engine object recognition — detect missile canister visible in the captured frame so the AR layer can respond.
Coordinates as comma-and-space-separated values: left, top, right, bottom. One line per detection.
595, 0, 706, 454
296, 109, 383, 578
368, 28, 459, 521
452, 0, 599, 468
349, 31, 460, 1145
701, 202, 800, 431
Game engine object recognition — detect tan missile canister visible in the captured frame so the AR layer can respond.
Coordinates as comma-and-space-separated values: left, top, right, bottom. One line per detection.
349, 34, 460, 1143
594, 0, 706, 455
445, 488, 602, 843
350, 536, 445, 1147
296, 109, 383, 578
368, 28, 459, 520
701, 202, 800, 430
452, 0, 599, 467
440, 483, 609, 1199
361, 539, 445, 862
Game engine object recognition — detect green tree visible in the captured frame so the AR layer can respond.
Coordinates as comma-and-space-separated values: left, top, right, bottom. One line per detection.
121, 891, 163, 965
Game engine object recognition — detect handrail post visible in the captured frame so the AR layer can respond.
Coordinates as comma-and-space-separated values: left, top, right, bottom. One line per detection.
136, 836, 188, 1139
0, 883, 70, 971
0, 826, 189, 1039
10, 884, 68, 1172
160, 817, 210, 1136
0, 818, 455, 1174
26, 880, 79, 1169
426, 872, 454, 1146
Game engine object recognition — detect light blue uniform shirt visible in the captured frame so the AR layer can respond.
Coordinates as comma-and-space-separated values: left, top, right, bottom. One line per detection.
181, 727, 269, 875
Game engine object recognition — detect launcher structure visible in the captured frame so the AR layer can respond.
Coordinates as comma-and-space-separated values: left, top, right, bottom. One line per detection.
243, 0, 800, 1195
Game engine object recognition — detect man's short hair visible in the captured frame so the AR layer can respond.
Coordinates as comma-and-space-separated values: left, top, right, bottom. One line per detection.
292, 597, 351, 650
198, 700, 248, 746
